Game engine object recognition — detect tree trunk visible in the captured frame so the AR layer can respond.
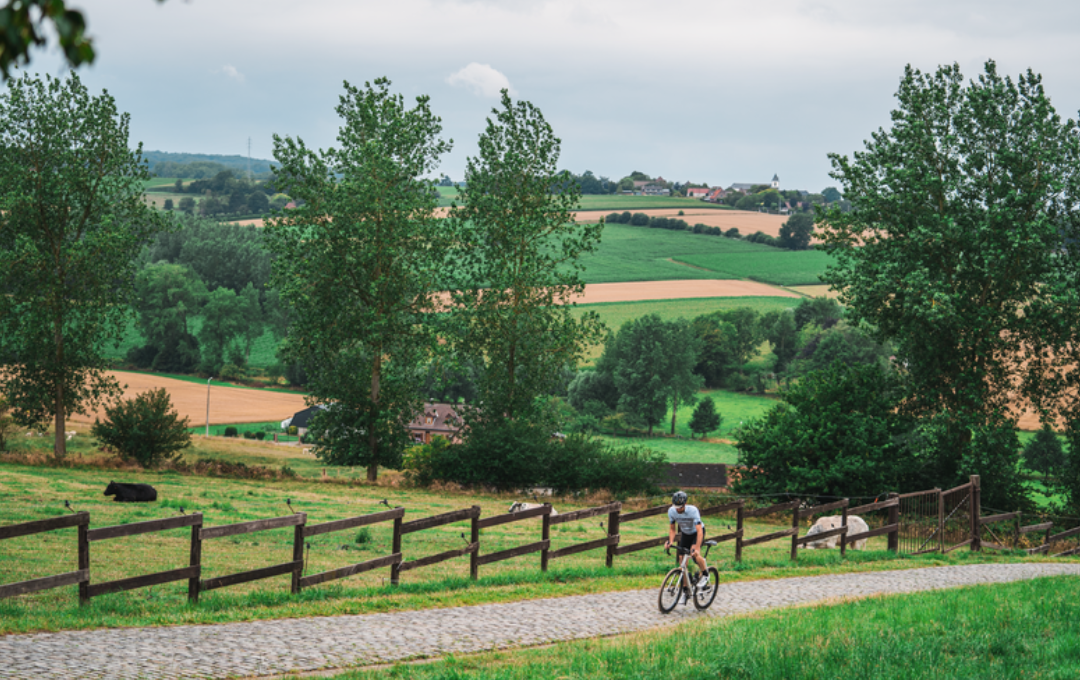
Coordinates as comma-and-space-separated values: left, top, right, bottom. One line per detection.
670, 398, 678, 435
367, 353, 382, 482
53, 318, 66, 462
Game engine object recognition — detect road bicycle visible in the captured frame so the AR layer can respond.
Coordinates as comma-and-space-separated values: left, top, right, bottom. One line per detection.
658, 540, 719, 613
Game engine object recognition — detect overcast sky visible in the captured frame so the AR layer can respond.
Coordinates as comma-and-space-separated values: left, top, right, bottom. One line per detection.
15, 0, 1080, 191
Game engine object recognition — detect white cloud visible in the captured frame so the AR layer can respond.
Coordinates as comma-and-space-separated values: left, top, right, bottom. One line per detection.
446, 63, 514, 97
216, 65, 245, 83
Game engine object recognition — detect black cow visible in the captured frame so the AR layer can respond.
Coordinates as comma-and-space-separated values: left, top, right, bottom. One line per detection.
103, 481, 157, 503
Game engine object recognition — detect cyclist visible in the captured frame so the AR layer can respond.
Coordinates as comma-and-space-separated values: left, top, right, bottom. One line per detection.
664, 490, 709, 589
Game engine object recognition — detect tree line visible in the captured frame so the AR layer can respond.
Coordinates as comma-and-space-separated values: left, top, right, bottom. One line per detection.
604, 210, 815, 250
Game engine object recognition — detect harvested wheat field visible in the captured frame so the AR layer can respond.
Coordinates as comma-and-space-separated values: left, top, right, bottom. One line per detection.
574, 279, 800, 304
576, 208, 798, 238
69, 372, 308, 427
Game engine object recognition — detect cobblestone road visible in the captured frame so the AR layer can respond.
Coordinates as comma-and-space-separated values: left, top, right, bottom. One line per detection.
2, 563, 1078, 679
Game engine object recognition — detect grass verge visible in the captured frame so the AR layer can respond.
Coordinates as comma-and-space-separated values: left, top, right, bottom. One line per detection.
335, 575, 1080, 679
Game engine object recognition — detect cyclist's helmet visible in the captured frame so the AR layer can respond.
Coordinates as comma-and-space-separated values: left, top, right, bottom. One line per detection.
672, 491, 688, 507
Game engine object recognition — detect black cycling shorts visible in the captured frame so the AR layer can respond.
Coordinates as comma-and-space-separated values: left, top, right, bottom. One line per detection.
678, 528, 703, 552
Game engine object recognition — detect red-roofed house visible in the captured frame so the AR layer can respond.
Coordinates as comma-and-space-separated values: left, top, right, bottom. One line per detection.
687, 187, 709, 199
408, 403, 462, 445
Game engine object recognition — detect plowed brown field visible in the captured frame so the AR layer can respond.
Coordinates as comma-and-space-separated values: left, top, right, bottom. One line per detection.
577, 209, 797, 238
575, 280, 799, 303
69, 372, 308, 427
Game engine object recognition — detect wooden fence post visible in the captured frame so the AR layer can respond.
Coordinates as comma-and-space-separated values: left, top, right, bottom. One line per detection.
541, 506, 550, 572
77, 517, 89, 606
391, 514, 403, 586
970, 475, 981, 552
887, 493, 899, 553
790, 501, 800, 562
188, 514, 203, 603
606, 507, 620, 569
470, 510, 479, 581
291, 513, 306, 594
735, 501, 743, 563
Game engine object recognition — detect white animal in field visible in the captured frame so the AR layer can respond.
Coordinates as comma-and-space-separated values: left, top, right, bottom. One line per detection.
507, 501, 557, 516
803, 515, 869, 550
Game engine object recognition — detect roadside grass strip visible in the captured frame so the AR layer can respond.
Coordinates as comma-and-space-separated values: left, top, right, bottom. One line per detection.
336, 575, 1080, 680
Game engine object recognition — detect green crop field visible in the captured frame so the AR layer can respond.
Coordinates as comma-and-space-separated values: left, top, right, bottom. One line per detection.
574, 223, 831, 287
674, 248, 835, 287
572, 296, 799, 331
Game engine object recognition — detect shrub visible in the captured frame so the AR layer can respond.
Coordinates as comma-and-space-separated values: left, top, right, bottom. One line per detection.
630, 212, 649, 226
605, 212, 620, 223
0, 395, 15, 452
725, 227, 740, 238
90, 388, 192, 468
220, 363, 243, 380
288, 425, 298, 436
678, 210, 684, 216
242, 430, 255, 439
692, 223, 707, 234
224, 426, 239, 438
355, 528, 372, 545
255, 431, 266, 441
618, 211, 632, 223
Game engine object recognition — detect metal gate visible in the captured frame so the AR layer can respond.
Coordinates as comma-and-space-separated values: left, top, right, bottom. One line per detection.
898, 488, 941, 554
941, 481, 974, 552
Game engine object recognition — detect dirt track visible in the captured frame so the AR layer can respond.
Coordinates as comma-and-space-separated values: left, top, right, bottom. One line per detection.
70, 372, 308, 427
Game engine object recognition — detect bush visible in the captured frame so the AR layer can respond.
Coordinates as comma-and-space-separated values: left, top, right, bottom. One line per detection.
725, 227, 740, 238
630, 212, 649, 226
224, 426, 239, 438
0, 395, 16, 452
692, 223, 707, 234
404, 425, 665, 496
90, 388, 192, 468
255, 431, 266, 441
605, 212, 620, 223
618, 211, 632, 223
288, 425, 298, 436
242, 430, 255, 439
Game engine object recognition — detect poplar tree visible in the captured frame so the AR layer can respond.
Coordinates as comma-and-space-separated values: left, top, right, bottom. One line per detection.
0, 73, 164, 460
264, 78, 450, 481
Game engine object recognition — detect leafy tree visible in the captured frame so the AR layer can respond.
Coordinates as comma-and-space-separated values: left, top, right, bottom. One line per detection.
264, 78, 450, 481
1062, 423, 1080, 514
762, 309, 798, 374
198, 287, 247, 371
237, 282, 264, 361
131, 263, 206, 372
598, 314, 702, 435
178, 196, 195, 213
447, 90, 603, 433
246, 190, 269, 214
688, 397, 721, 439
734, 362, 917, 500
163, 198, 174, 211
567, 369, 619, 412
630, 212, 649, 226
777, 212, 814, 250
793, 296, 842, 330
821, 187, 842, 203
144, 216, 271, 298
1023, 425, 1066, 484
0, 73, 164, 460
820, 60, 1080, 450
91, 388, 191, 468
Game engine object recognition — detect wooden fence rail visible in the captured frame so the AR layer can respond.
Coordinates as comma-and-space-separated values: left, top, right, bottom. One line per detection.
299, 507, 404, 590
393, 506, 480, 584
7, 473, 1079, 606
0, 511, 89, 601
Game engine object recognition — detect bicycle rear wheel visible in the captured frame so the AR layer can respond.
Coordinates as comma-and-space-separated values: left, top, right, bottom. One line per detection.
658, 568, 684, 613
693, 567, 720, 610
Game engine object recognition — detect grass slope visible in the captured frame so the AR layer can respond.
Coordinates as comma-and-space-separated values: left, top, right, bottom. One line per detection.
675, 248, 834, 287
0, 458, 1066, 635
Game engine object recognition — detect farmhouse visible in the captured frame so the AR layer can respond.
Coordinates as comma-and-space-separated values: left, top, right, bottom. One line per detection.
282, 402, 462, 444
686, 187, 710, 199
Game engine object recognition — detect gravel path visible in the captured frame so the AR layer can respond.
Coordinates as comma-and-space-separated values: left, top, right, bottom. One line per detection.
2, 563, 1078, 680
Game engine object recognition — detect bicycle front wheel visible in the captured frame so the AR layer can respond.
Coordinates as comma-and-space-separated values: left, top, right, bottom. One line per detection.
658, 568, 684, 613
693, 566, 720, 610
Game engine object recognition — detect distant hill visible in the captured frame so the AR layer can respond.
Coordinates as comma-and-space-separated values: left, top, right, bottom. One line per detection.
142, 150, 276, 178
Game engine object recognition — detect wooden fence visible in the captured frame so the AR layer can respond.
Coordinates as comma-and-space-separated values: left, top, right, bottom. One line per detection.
3, 473, 1074, 605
